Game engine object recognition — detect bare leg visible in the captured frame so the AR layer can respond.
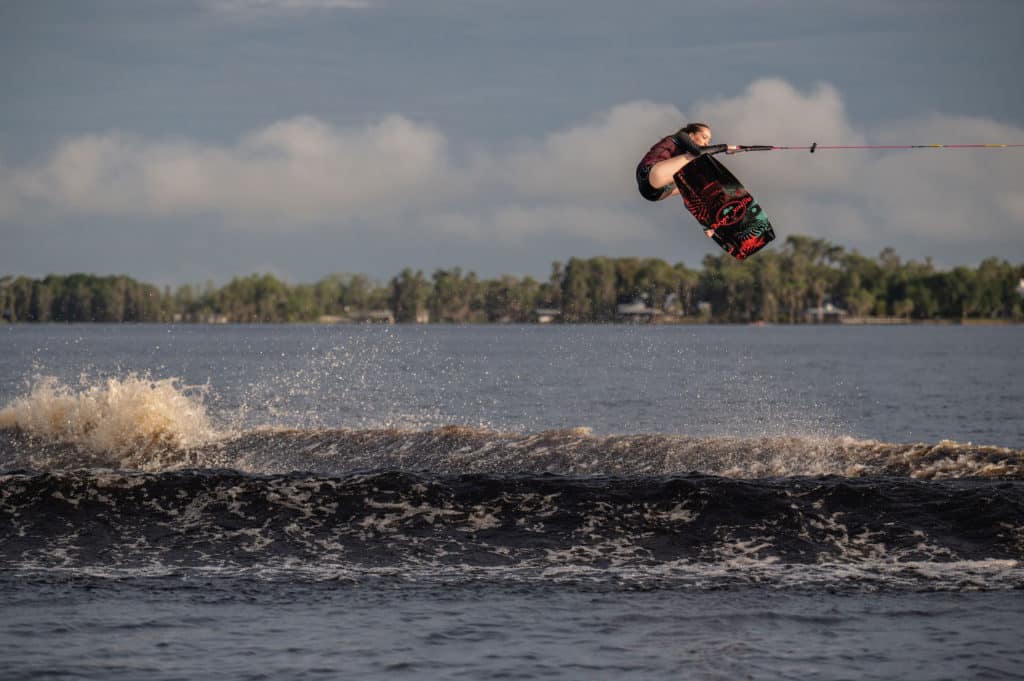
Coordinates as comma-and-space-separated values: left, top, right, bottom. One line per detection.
647, 154, 694, 190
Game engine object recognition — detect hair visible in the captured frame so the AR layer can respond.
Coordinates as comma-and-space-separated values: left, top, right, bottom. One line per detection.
677, 123, 711, 136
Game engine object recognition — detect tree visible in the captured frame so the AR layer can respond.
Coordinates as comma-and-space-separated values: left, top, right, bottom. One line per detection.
752, 252, 782, 322
29, 280, 53, 322
4, 238, 1022, 325
673, 264, 700, 317
586, 257, 617, 322
390, 269, 430, 322
560, 258, 591, 322
430, 268, 482, 322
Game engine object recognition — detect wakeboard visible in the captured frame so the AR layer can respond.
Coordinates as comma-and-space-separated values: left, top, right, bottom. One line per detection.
674, 155, 775, 260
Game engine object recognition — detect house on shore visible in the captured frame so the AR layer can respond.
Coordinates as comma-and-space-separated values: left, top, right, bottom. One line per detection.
534, 308, 561, 324
616, 299, 661, 323
805, 303, 847, 324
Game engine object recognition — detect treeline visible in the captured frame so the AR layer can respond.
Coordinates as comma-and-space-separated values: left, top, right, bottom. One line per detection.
2, 236, 1022, 323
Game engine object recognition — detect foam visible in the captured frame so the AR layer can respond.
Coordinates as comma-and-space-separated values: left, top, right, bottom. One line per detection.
1, 378, 1021, 479
0, 375, 218, 468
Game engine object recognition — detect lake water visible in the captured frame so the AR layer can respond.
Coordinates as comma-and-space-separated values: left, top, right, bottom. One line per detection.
1, 324, 1022, 679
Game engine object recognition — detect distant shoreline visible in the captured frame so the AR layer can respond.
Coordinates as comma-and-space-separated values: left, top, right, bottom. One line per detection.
3, 235, 1023, 324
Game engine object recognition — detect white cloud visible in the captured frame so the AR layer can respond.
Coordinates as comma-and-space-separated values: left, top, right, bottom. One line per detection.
688, 78, 865, 195
2, 78, 1022, 256
1, 105, 674, 243
495, 101, 684, 201
9, 115, 448, 227
859, 114, 1024, 241
682, 79, 1024, 249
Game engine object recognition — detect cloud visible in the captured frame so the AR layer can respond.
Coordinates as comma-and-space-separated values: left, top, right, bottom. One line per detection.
860, 114, 1024, 241
8, 115, 448, 227
2, 78, 1023, 259
1, 103, 677, 242
689, 78, 864, 193
682, 79, 1024, 249
495, 101, 684, 201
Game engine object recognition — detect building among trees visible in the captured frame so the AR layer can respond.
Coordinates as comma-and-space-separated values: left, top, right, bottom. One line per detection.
2, 237, 1022, 325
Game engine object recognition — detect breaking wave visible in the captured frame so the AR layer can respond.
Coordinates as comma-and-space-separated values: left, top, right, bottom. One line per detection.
3, 373, 1022, 591
3, 374, 1020, 480
0, 374, 217, 460
1, 423, 1021, 480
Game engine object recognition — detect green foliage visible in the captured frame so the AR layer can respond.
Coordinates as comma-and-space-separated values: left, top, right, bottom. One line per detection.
390, 269, 430, 322
2, 237, 1022, 324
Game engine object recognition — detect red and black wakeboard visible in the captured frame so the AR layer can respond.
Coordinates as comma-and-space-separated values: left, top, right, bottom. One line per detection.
674, 155, 775, 260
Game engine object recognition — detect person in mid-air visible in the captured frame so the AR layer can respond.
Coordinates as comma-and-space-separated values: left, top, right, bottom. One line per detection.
636, 123, 738, 202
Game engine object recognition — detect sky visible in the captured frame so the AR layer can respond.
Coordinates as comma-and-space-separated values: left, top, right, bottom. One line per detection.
2, 0, 1023, 285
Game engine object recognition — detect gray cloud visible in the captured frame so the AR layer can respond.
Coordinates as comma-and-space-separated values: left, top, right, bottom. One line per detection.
6, 115, 448, 228
685, 79, 1024, 256
1, 101, 682, 242
496, 101, 684, 201
3, 78, 1023, 278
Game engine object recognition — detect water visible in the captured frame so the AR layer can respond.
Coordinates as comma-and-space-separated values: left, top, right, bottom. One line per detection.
5, 582, 1021, 680
1, 323, 1022, 679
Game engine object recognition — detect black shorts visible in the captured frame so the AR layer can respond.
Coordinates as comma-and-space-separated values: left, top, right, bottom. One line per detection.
636, 164, 673, 202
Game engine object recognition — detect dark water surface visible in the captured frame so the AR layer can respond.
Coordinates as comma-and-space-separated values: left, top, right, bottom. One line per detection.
1, 324, 1022, 679
4, 579, 1022, 681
